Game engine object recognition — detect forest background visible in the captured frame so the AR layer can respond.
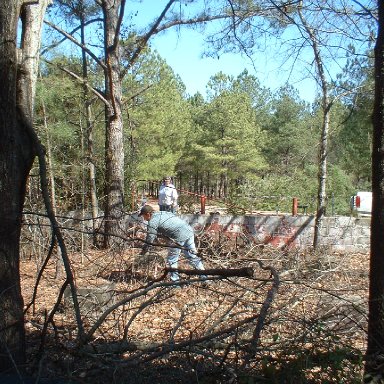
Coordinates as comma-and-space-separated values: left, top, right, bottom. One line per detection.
34, 0, 374, 219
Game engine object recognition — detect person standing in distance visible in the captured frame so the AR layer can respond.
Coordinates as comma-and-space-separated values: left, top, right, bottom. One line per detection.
158, 176, 178, 213
139, 205, 206, 283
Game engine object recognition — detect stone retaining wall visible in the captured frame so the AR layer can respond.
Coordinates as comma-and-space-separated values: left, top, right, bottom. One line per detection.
180, 213, 371, 253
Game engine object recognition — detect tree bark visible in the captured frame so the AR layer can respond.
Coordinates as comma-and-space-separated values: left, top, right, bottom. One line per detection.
42, 101, 57, 211
79, 8, 99, 246
102, 0, 125, 248
365, 1, 384, 381
0, 0, 50, 372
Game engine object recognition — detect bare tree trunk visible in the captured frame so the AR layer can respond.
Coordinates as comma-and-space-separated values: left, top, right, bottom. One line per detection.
194, 171, 199, 194
0, 0, 50, 372
219, 173, 227, 198
79, 9, 99, 246
102, 0, 125, 248
313, 99, 330, 248
298, 4, 331, 249
42, 102, 57, 211
215, 178, 220, 198
86, 102, 100, 244
42, 100, 66, 276
364, 2, 384, 381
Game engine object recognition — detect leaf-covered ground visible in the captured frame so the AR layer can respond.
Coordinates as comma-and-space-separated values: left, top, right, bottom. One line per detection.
20, 235, 368, 384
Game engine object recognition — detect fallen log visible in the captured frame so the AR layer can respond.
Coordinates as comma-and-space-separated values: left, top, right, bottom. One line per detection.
165, 267, 254, 277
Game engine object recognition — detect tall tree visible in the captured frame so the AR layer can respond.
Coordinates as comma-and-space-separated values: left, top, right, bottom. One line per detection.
101, 0, 125, 246
264, 84, 315, 173
196, 72, 266, 197
58, 0, 101, 237
124, 50, 191, 182
296, 3, 332, 248
365, 1, 384, 382
335, 56, 374, 190
0, 0, 50, 372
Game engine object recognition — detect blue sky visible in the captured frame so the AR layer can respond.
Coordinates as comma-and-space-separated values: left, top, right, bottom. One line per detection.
148, 28, 318, 102
127, 2, 319, 103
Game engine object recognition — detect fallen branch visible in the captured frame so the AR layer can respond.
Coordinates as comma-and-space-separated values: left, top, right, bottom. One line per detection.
166, 267, 254, 278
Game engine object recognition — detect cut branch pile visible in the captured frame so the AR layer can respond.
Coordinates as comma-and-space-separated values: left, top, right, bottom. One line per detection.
20, 218, 368, 383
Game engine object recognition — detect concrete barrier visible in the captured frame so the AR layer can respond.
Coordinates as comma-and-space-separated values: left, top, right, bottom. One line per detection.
53, 211, 370, 253
180, 213, 370, 253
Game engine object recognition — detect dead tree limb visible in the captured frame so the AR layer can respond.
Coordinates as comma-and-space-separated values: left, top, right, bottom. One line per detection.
166, 267, 254, 278
243, 259, 280, 366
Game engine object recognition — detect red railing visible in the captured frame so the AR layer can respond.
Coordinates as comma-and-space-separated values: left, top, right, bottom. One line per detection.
134, 180, 308, 216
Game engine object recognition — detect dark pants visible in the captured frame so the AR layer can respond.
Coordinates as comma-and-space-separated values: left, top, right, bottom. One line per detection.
159, 205, 176, 213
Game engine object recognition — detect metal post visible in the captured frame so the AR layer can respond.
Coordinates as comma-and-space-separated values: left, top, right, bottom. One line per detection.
292, 197, 298, 216
201, 194, 206, 214
132, 189, 136, 211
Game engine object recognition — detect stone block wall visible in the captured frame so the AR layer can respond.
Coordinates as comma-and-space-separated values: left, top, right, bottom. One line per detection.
180, 213, 371, 253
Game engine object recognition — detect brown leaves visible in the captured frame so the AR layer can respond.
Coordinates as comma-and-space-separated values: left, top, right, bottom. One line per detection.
20, 237, 368, 383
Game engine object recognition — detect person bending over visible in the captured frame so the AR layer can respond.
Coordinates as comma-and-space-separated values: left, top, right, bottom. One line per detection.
139, 205, 205, 282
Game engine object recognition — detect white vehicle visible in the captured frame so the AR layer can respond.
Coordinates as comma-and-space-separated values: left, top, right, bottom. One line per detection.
350, 191, 372, 217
